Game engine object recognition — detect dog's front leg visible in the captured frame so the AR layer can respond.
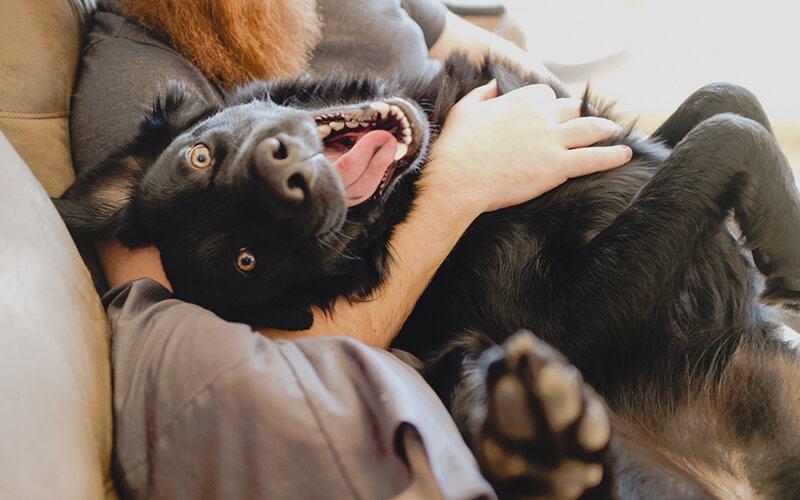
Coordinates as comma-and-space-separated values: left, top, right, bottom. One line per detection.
425, 330, 616, 500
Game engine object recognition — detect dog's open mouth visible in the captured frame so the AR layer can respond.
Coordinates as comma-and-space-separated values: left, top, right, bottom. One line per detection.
315, 100, 421, 207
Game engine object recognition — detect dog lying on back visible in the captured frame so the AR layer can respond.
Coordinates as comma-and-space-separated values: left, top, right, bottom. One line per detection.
57, 54, 800, 499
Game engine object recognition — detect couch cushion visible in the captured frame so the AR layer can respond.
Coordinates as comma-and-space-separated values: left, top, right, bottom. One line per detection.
0, 0, 96, 197
0, 131, 115, 499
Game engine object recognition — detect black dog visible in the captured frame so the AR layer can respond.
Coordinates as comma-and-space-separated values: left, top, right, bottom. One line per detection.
56, 54, 800, 499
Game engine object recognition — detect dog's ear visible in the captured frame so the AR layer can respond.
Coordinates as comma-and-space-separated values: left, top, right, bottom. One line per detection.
53, 154, 146, 245
54, 82, 218, 246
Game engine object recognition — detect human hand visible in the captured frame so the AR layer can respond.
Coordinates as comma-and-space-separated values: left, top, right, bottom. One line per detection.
426, 80, 632, 215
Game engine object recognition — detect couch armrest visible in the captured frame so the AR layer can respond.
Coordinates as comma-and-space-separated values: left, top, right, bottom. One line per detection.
0, 132, 115, 500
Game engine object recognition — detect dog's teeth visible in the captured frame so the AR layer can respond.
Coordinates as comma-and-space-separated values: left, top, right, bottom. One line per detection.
401, 116, 410, 129
402, 130, 412, 145
394, 142, 408, 161
329, 121, 345, 131
345, 120, 359, 128
317, 124, 332, 138
390, 105, 403, 118
370, 102, 390, 118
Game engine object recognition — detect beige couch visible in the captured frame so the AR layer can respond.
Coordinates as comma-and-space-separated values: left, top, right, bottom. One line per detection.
0, 0, 115, 498
3, 2, 795, 499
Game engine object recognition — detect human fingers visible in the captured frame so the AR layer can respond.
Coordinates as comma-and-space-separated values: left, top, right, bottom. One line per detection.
557, 116, 623, 149
550, 97, 583, 124
564, 144, 633, 176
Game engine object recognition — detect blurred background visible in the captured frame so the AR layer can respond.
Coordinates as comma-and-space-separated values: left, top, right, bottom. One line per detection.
472, 0, 800, 180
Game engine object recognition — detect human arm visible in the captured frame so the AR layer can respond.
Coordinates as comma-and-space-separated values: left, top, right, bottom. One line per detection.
428, 8, 560, 83
263, 81, 631, 347
265, 5, 632, 345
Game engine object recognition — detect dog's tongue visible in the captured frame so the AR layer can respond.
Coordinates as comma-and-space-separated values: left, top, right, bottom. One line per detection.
331, 130, 398, 207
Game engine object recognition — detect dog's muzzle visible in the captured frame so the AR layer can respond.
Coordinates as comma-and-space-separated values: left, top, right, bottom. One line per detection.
251, 133, 345, 236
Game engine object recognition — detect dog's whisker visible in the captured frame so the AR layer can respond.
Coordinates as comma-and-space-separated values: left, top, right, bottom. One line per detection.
317, 229, 363, 261
317, 229, 361, 261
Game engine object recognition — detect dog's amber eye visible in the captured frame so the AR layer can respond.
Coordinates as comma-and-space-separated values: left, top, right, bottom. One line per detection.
236, 249, 256, 272
188, 144, 213, 168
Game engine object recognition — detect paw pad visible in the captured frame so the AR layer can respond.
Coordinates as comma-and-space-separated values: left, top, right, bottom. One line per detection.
477, 330, 612, 499
536, 362, 582, 432
494, 375, 537, 440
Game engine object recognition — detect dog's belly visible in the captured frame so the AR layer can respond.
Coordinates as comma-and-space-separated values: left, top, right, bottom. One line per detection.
396, 163, 650, 355
395, 156, 760, 395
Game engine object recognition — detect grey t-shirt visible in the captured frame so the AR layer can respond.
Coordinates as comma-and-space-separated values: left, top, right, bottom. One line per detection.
105, 279, 494, 499
70, 0, 446, 175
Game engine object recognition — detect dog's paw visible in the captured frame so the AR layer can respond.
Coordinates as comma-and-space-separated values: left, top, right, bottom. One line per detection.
476, 331, 612, 500
754, 247, 800, 314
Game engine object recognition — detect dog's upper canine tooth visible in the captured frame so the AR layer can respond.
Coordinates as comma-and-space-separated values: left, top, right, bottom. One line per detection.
370, 102, 390, 118
394, 142, 408, 161
317, 124, 332, 138
329, 121, 345, 131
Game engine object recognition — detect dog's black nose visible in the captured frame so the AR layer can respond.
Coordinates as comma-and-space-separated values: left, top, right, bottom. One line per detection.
253, 135, 316, 207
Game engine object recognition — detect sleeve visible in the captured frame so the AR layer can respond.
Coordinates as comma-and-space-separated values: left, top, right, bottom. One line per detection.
105, 279, 495, 500
401, 0, 448, 48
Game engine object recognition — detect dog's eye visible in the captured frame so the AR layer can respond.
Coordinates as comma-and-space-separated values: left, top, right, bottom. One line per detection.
188, 144, 213, 168
236, 248, 256, 273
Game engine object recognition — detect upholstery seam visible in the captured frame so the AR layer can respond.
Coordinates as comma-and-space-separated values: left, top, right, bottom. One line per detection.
0, 111, 69, 119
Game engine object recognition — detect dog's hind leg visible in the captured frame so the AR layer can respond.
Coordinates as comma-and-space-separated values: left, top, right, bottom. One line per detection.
652, 82, 773, 148
612, 336, 800, 499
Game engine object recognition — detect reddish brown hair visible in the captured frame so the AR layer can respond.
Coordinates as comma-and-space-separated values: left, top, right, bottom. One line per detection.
119, 0, 322, 88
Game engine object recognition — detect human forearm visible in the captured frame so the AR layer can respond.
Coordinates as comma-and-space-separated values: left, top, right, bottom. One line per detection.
262, 164, 479, 348
97, 240, 170, 290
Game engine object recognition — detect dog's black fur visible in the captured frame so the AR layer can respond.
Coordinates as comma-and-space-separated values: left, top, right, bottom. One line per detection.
57, 54, 800, 499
